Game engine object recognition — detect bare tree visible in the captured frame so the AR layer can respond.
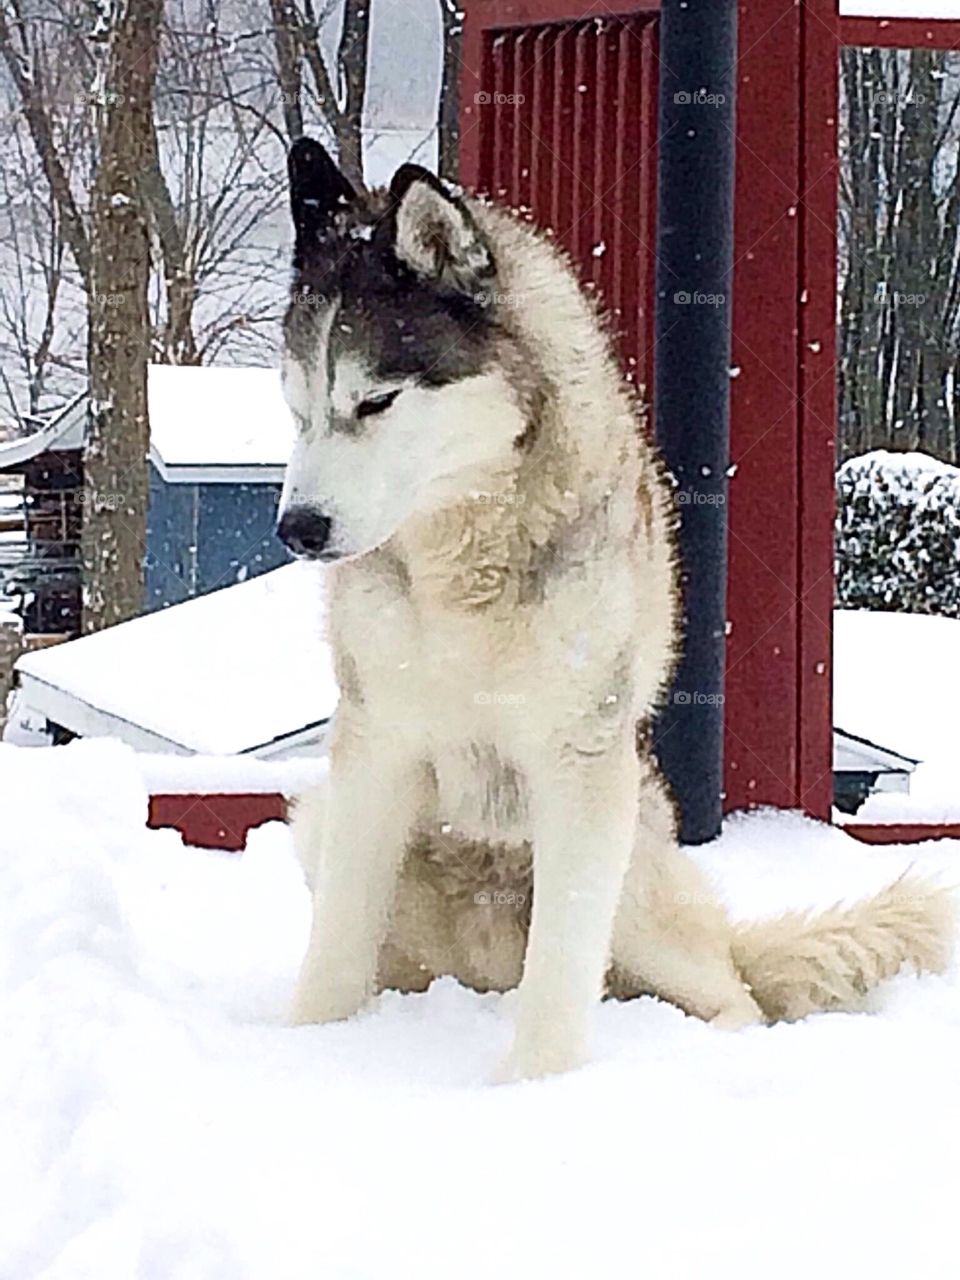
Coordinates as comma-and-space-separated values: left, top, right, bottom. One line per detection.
0, 0, 384, 434
269, 0, 370, 185
0, 0, 295, 411
0, 4, 92, 292
141, 106, 199, 365
839, 47, 960, 465
83, 0, 163, 633
0, 133, 72, 428
0, 1, 95, 425
152, 3, 289, 365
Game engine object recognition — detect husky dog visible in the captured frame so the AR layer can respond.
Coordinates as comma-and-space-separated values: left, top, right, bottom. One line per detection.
278, 139, 952, 1081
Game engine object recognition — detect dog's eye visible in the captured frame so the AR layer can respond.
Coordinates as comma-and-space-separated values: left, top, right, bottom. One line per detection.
356, 389, 401, 420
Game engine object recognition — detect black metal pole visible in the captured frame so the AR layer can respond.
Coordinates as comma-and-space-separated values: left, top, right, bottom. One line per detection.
653, 0, 738, 845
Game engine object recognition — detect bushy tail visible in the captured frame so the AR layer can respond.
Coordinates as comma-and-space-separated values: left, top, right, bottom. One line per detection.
730, 875, 955, 1023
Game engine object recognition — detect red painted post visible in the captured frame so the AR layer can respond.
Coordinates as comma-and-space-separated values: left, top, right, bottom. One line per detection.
797, 0, 839, 818
724, 0, 804, 813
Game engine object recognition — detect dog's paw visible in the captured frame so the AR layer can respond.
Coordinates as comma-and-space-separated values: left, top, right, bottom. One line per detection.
709, 990, 764, 1031
291, 982, 368, 1026
492, 1033, 589, 1084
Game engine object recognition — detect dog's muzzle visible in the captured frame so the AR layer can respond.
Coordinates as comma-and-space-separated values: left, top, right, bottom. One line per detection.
277, 506, 335, 560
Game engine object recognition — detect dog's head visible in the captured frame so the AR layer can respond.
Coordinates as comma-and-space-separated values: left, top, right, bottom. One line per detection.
277, 139, 527, 563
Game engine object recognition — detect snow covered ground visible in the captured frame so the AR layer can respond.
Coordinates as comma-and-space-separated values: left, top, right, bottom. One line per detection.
3, 738, 960, 1279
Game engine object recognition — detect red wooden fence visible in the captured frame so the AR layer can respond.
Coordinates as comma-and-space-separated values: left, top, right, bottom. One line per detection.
476, 16, 659, 396
158, 6, 960, 856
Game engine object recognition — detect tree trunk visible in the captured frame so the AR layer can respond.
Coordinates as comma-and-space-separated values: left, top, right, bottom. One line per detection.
270, 0, 305, 140
334, 0, 370, 187
83, 0, 163, 634
438, 0, 463, 181
140, 112, 199, 365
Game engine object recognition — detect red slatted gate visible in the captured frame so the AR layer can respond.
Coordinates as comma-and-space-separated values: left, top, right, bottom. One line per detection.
476, 17, 660, 393
462, 1, 838, 820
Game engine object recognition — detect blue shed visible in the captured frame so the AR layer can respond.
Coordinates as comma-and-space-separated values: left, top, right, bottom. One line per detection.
0, 366, 296, 634
144, 365, 293, 611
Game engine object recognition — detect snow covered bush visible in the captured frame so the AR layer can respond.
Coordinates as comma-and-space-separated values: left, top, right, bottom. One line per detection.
836, 450, 960, 617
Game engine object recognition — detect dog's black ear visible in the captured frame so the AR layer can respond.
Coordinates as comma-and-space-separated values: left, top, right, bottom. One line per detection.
389, 164, 495, 303
288, 137, 357, 259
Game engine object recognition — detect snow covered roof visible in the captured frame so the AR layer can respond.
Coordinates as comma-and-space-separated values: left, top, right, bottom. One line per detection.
0, 367, 296, 485
0, 392, 86, 469
14, 562, 337, 757
833, 728, 917, 775
148, 365, 295, 483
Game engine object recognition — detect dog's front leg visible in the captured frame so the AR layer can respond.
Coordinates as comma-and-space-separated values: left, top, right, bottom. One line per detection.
292, 715, 424, 1026
497, 742, 637, 1082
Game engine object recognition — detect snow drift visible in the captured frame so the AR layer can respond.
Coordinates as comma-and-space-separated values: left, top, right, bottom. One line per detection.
2, 740, 960, 1279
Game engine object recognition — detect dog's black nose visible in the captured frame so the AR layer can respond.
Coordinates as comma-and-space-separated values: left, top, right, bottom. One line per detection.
277, 507, 333, 558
